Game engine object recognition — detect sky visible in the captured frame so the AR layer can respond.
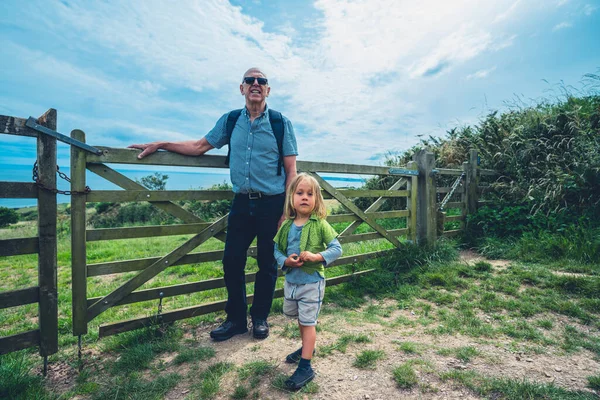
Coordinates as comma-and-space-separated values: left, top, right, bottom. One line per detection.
1, 0, 599, 197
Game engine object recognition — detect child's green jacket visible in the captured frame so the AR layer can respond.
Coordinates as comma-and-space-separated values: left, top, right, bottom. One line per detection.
274, 215, 338, 277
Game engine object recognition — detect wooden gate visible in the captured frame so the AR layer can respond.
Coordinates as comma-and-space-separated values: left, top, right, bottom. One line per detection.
0, 110, 58, 370
69, 132, 418, 338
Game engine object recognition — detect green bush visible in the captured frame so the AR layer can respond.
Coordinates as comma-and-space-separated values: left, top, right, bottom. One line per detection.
0, 207, 19, 228
185, 182, 232, 221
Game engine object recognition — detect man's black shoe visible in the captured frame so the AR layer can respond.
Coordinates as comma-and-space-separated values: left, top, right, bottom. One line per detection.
209, 320, 248, 342
252, 319, 269, 339
285, 347, 316, 364
284, 366, 315, 390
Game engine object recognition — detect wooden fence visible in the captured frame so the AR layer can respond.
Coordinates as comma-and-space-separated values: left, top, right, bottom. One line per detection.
0, 110, 58, 371
70, 133, 422, 338
0, 108, 495, 361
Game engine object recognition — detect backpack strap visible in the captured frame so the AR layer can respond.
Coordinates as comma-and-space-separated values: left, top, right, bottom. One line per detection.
224, 109, 243, 167
224, 108, 286, 176
268, 109, 285, 176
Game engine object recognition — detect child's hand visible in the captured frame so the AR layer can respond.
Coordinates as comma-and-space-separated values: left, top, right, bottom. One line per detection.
284, 254, 304, 268
299, 251, 323, 263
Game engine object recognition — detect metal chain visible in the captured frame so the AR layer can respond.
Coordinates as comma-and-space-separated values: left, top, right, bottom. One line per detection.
32, 161, 91, 195
439, 172, 465, 211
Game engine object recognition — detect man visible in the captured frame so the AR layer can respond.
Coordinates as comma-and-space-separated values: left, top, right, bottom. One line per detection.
129, 67, 298, 341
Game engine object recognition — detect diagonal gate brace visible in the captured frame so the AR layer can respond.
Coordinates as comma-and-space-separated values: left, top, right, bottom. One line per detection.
86, 214, 229, 322
308, 172, 403, 248
339, 177, 407, 237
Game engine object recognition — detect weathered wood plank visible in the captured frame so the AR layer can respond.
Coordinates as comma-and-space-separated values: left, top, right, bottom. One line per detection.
313, 210, 409, 223
0, 330, 40, 355
415, 151, 437, 245
86, 215, 229, 322
86, 163, 227, 244
86, 223, 212, 242
0, 115, 37, 138
407, 161, 418, 242
0, 182, 38, 198
467, 150, 479, 214
71, 129, 88, 336
88, 250, 390, 307
329, 190, 408, 198
0, 237, 39, 257
88, 147, 394, 175
98, 269, 376, 338
36, 108, 58, 357
0, 287, 39, 309
86, 189, 234, 203
339, 178, 407, 238
87, 249, 227, 276
445, 215, 465, 222
311, 173, 403, 248
437, 168, 463, 176
337, 229, 408, 244
87, 189, 407, 203
87, 164, 205, 223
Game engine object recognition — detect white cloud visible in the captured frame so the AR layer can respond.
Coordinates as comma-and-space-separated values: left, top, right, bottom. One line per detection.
2, 0, 546, 164
494, 0, 522, 23
583, 4, 597, 15
552, 21, 573, 31
466, 67, 497, 80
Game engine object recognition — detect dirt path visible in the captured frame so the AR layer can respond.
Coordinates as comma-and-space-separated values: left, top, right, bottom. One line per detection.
152, 252, 599, 399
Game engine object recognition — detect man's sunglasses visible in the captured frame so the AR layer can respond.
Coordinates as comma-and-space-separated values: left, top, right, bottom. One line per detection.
243, 77, 268, 85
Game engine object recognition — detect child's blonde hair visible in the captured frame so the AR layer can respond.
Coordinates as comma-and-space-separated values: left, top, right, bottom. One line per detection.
284, 173, 327, 219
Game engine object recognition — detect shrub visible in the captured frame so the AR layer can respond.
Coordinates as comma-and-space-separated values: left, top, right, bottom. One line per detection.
186, 182, 232, 221
0, 207, 19, 228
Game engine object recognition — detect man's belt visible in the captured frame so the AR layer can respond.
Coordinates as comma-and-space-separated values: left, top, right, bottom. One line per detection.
236, 191, 285, 200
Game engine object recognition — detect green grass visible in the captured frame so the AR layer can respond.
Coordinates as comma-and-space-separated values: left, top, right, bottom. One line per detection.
231, 385, 250, 399
437, 346, 479, 362
192, 362, 233, 399
172, 345, 215, 365
319, 333, 371, 356
441, 370, 597, 399
238, 360, 275, 388
92, 373, 181, 400
392, 362, 418, 389
352, 349, 385, 369
0, 352, 53, 400
395, 341, 423, 355
587, 374, 600, 390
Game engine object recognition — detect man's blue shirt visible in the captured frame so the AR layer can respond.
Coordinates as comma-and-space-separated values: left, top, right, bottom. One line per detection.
204, 105, 298, 195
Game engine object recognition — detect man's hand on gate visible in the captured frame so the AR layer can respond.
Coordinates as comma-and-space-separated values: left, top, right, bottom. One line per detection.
128, 142, 164, 159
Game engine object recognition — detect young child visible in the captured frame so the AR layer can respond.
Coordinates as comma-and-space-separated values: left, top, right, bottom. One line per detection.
273, 173, 342, 390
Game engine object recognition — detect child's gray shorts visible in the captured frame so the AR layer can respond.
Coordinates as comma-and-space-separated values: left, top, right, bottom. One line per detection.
283, 279, 325, 326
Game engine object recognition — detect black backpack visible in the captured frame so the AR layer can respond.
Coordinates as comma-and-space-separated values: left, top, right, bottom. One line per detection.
224, 108, 285, 176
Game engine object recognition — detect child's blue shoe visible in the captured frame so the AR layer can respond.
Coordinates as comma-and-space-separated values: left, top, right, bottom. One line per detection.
284, 366, 315, 390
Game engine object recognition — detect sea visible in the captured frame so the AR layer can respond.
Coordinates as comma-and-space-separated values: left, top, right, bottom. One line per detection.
0, 164, 367, 209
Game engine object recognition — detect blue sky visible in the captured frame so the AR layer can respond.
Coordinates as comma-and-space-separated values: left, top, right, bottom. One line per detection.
1, 0, 599, 175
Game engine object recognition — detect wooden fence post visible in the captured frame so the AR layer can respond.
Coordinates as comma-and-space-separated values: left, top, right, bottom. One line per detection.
466, 149, 479, 215
406, 161, 418, 243
71, 130, 88, 336
414, 150, 437, 246
36, 109, 58, 357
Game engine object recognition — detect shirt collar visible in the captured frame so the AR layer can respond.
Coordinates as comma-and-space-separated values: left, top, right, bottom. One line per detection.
243, 103, 269, 119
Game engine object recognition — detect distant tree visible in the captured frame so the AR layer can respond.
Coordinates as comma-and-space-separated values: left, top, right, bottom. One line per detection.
0, 207, 19, 228
136, 173, 168, 191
